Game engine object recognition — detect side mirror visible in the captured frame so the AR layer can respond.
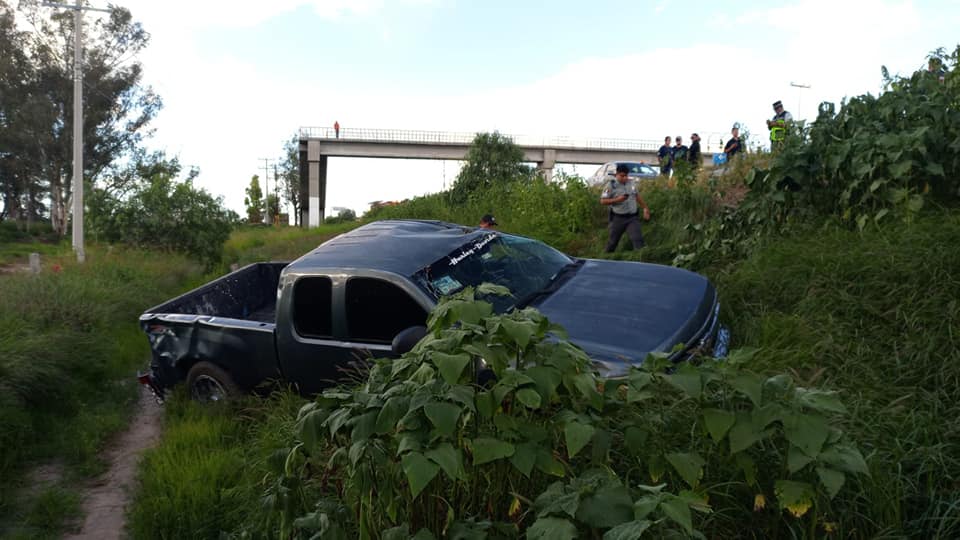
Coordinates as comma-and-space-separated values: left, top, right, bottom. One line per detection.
391, 326, 428, 355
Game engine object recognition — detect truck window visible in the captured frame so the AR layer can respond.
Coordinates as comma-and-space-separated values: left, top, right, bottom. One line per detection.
293, 276, 333, 338
346, 278, 427, 344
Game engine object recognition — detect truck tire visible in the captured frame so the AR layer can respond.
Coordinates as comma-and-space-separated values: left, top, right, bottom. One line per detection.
186, 361, 242, 403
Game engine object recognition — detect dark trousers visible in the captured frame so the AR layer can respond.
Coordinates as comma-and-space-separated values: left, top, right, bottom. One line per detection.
606, 213, 645, 252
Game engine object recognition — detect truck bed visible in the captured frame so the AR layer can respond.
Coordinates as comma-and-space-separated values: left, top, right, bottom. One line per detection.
143, 262, 287, 322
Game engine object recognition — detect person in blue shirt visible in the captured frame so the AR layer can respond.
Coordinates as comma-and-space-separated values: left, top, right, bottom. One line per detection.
657, 136, 673, 176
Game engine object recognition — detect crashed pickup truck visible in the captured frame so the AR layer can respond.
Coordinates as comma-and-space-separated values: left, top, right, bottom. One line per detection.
138, 219, 728, 401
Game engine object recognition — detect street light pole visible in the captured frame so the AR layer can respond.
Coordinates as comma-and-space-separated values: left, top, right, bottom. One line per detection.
43, 0, 112, 263
790, 82, 811, 120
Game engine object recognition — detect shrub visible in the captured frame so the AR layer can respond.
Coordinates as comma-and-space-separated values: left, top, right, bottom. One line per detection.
270, 287, 867, 538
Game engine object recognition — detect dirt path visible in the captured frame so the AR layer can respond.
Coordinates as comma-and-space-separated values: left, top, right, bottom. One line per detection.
63, 386, 163, 540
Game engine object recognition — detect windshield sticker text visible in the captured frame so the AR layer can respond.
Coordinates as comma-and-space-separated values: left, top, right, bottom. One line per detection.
447, 233, 497, 266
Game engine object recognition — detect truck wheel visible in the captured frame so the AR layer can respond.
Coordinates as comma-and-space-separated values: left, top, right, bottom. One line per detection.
186, 361, 242, 402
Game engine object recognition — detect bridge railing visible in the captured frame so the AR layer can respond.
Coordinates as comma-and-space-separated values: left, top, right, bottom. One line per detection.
299, 126, 666, 152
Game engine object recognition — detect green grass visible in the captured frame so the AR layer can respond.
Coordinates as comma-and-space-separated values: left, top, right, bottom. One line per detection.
0, 243, 205, 536
713, 211, 960, 537
127, 388, 309, 539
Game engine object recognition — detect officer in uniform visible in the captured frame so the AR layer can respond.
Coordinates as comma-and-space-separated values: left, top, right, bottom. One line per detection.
766, 100, 793, 146
601, 163, 651, 252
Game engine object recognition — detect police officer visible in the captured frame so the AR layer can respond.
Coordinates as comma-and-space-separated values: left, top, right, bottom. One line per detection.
767, 100, 792, 145
601, 163, 650, 252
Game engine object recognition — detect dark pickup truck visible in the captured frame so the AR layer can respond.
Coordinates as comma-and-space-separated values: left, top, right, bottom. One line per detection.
139, 220, 728, 401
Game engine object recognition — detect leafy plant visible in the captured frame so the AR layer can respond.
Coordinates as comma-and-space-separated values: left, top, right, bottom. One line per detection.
271, 287, 867, 538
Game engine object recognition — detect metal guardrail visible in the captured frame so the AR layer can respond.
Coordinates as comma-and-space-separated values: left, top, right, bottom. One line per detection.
299, 126, 668, 152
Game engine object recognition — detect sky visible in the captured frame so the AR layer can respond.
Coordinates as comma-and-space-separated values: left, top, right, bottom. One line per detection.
83, 0, 960, 219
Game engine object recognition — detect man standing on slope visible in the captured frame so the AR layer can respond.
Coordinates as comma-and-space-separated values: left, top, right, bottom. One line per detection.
601, 163, 651, 252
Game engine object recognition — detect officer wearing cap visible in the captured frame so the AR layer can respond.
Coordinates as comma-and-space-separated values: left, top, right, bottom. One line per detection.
601, 163, 650, 252
767, 100, 793, 145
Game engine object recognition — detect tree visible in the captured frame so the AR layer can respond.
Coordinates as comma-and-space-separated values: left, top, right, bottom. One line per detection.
266, 193, 280, 224
6, 1, 161, 235
244, 175, 264, 223
450, 132, 531, 203
278, 135, 302, 226
86, 154, 237, 266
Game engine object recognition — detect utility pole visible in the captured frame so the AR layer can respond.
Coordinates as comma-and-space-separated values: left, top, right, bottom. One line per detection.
259, 158, 275, 225
43, 0, 113, 263
790, 82, 811, 120
273, 163, 280, 225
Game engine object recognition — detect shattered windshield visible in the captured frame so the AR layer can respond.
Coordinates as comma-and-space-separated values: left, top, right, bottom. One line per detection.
415, 232, 573, 312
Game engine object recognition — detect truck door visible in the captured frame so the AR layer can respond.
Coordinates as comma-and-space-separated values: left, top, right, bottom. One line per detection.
341, 276, 429, 364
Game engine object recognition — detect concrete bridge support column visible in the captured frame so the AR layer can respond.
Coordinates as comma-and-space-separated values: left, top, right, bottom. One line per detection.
305, 140, 327, 228
538, 148, 556, 182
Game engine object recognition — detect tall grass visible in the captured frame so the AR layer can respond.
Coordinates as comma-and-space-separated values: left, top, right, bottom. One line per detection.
127, 388, 309, 539
0, 245, 204, 534
716, 210, 960, 536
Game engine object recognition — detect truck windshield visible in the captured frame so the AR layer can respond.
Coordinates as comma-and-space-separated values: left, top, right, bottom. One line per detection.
415, 232, 573, 312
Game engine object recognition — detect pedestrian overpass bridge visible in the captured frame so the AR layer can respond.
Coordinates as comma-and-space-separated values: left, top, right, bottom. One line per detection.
298, 127, 717, 227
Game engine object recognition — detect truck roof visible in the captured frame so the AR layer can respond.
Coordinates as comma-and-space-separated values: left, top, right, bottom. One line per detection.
284, 219, 486, 277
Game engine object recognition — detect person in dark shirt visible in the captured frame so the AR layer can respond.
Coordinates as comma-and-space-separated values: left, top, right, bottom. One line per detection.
724, 125, 743, 161
688, 133, 701, 168
673, 136, 689, 163
657, 136, 673, 176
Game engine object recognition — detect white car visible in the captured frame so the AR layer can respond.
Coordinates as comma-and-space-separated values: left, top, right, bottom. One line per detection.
587, 161, 659, 186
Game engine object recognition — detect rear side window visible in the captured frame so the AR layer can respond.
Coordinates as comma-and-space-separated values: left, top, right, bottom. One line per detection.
346, 278, 427, 343
293, 277, 333, 338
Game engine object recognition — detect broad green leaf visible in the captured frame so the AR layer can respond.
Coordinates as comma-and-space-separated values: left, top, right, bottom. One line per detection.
476, 282, 511, 297
729, 412, 763, 453
447, 385, 476, 411
660, 495, 694, 535
889, 159, 913, 179
576, 486, 634, 528
535, 450, 566, 477
564, 373, 603, 410
783, 412, 829, 458
471, 438, 515, 465
453, 301, 493, 325
564, 422, 595, 458
397, 434, 423, 455
908, 194, 925, 212
433, 352, 472, 385
326, 407, 352, 437
526, 366, 562, 402
401, 452, 440, 498
296, 408, 329, 452
375, 396, 409, 435
409, 363, 436, 384
624, 427, 649, 455
633, 495, 661, 520
591, 429, 612, 465
475, 391, 495, 419
500, 318, 537, 349
510, 442, 539, 477
816, 466, 846, 499
350, 411, 378, 442
702, 408, 735, 442
875, 208, 890, 222
517, 388, 542, 409
666, 363, 702, 399
774, 480, 815, 518
925, 162, 945, 176
423, 402, 462, 438
787, 445, 814, 473
666, 452, 706, 488
425, 442, 465, 481
819, 444, 870, 476
603, 520, 652, 540
526, 517, 577, 540
537, 490, 580, 519
648, 454, 667, 483
729, 372, 764, 406
795, 388, 847, 414
382, 525, 410, 540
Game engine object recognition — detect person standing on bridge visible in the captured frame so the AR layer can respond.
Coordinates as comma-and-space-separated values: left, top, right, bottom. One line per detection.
724, 125, 743, 161
657, 136, 673, 177
601, 163, 650, 252
334, 120, 340, 138
688, 133, 702, 169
